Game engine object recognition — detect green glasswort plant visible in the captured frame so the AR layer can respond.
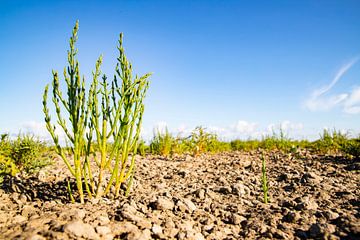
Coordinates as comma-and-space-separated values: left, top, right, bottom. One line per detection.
43, 21, 151, 203
261, 154, 269, 204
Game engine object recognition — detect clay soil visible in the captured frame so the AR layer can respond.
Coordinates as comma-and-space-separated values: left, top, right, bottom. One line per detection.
0, 151, 359, 240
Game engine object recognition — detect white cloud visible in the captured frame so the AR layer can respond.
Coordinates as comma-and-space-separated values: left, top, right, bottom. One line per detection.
313, 57, 359, 98
266, 121, 304, 137
20, 121, 67, 143
343, 86, 360, 114
232, 120, 258, 134
21, 121, 49, 138
305, 93, 348, 111
207, 126, 227, 134
304, 57, 360, 114
281, 121, 303, 131
209, 120, 302, 140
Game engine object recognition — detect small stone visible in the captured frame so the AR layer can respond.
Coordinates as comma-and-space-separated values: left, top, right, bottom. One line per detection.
295, 198, 318, 211
21, 205, 37, 218
326, 224, 336, 234
37, 170, 46, 182
152, 224, 163, 235
71, 209, 86, 220
269, 228, 289, 239
178, 170, 189, 178
177, 231, 186, 240
309, 224, 322, 238
163, 220, 178, 238
195, 189, 205, 199
309, 223, 336, 238
300, 172, 322, 185
183, 198, 197, 212
96, 226, 112, 236
282, 211, 300, 223
26, 218, 52, 230
183, 229, 205, 240
13, 214, 27, 223
217, 176, 228, 185
203, 224, 215, 232
282, 200, 296, 209
277, 173, 289, 182
120, 203, 152, 229
217, 186, 232, 195
97, 215, 110, 225
325, 210, 339, 220
64, 220, 99, 240
102, 235, 114, 240
232, 183, 249, 196
90, 198, 100, 204
19, 194, 28, 203
49, 219, 62, 230
229, 213, 246, 225
120, 203, 137, 216
192, 232, 205, 240
153, 197, 174, 211
241, 159, 252, 168
59, 208, 86, 220
140, 229, 152, 240
26, 234, 46, 240
127, 229, 143, 240
176, 200, 188, 212
111, 222, 139, 236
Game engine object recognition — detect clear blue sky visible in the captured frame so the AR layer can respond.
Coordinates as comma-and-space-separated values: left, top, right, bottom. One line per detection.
1, 0, 360, 140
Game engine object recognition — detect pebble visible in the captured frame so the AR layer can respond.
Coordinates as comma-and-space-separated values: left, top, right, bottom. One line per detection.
295, 197, 318, 211
96, 225, 112, 236
97, 215, 110, 225
195, 188, 205, 199
232, 183, 249, 196
26, 234, 46, 240
63, 220, 99, 240
183, 198, 197, 212
217, 186, 232, 195
152, 197, 174, 211
282, 211, 300, 223
152, 224, 163, 236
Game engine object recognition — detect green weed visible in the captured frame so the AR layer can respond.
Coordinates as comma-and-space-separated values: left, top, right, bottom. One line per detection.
261, 154, 269, 204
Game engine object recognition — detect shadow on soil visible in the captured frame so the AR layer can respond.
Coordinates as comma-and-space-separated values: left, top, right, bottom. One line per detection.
316, 155, 360, 171
1, 175, 75, 202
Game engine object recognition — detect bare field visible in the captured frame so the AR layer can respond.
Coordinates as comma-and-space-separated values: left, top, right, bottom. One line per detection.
0, 151, 359, 239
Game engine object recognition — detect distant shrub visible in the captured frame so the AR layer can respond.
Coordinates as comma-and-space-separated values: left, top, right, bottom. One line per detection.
148, 126, 230, 157
150, 128, 174, 157
341, 137, 360, 158
137, 139, 149, 157
0, 134, 52, 182
260, 128, 294, 152
230, 139, 260, 151
310, 129, 349, 154
171, 136, 191, 155
207, 140, 231, 153
189, 126, 218, 156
